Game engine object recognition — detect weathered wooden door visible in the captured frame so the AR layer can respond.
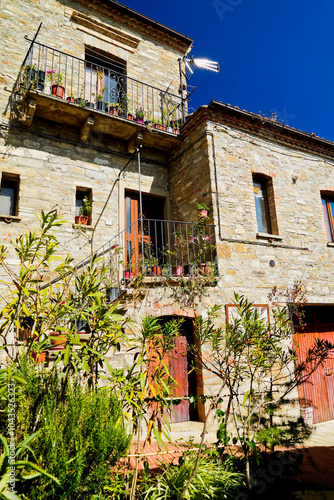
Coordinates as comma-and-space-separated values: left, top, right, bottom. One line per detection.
124, 192, 140, 273
167, 336, 190, 423
294, 310, 334, 423
148, 333, 195, 424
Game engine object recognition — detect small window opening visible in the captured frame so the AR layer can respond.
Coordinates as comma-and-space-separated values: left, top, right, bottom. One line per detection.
75, 187, 92, 225
0, 174, 20, 216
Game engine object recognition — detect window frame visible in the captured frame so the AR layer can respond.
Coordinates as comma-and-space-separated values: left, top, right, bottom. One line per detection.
253, 175, 272, 235
0, 174, 20, 217
321, 194, 334, 243
75, 187, 92, 226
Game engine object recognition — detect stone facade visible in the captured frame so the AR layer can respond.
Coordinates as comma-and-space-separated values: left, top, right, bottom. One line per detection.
1, 0, 334, 429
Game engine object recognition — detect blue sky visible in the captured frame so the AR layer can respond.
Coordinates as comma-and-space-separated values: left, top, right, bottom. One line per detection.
122, 1, 334, 141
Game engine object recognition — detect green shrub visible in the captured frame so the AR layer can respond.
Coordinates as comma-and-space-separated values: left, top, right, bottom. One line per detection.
3, 359, 131, 499
142, 453, 246, 500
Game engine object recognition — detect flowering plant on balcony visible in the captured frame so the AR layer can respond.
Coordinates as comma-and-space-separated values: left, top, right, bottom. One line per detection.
46, 69, 64, 86
189, 233, 214, 265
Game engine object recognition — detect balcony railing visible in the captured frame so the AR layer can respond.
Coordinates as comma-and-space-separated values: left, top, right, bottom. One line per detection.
74, 218, 218, 300
18, 39, 185, 133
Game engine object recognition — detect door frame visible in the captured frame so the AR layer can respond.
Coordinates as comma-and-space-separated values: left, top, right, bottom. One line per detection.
118, 180, 170, 235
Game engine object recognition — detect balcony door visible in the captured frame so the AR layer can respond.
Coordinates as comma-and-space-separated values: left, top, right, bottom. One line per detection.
124, 190, 164, 274
84, 47, 126, 107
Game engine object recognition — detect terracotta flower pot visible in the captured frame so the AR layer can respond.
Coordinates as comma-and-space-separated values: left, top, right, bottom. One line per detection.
51, 84, 65, 98
67, 96, 75, 103
75, 215, 89, 225
31, 351, 48, 363
152, 266, 161, 275
127, 113, 133, 120
49, 332, 67, 350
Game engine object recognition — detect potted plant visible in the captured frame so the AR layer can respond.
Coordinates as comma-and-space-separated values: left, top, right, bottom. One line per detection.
108, 102, 120, 115
46, 69, 65, 98
197, 202, 210, 219
135, 107, 145, 124
124, 95, 133, 119
123, 268, 134, 280
22, 65, 45, 92
75, 197, 91, 225
164, 232, 185, 276
96, 89, 106, 111
67, 94, 75, 103
48, 331, 67, 350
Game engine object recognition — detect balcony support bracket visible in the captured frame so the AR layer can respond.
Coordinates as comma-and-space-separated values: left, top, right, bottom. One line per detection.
79, 115, 95, 142
127, 130, 144, 154
19, 98, 36, 128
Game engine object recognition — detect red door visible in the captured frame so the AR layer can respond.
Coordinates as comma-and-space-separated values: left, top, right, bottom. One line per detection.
167, 336, 190, 423
148, 335, 192, 424
294, 317, 334, 423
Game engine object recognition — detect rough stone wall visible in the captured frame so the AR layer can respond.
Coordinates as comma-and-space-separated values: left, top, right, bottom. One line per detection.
203, 120, 334, 305
0, 0, 186, 123
169, 121, 212, 223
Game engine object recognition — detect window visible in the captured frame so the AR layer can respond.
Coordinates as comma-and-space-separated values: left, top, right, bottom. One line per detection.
76, 188, 92, 225
253, 174, 278, 235
84, 47, 126, 107
0, 174, 19, 216
321, 194, 334, 242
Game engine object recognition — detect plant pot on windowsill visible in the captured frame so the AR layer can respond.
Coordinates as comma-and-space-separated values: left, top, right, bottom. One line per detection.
67, 96, 75, 103
51, 84, 65, 98
127, 113, 133, 120
75, 215, 89, 225
109, 107, 119, 116
85, 101, 95, 109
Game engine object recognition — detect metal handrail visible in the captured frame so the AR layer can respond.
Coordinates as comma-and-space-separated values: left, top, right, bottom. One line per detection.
41, 218, 217, 301
19, 39, 185, 131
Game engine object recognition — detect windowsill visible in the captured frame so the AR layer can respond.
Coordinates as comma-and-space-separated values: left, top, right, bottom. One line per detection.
256, 232, 283, 241
72, 223, 94, 231
0, 215, 22, 223
327, 242, 334, 247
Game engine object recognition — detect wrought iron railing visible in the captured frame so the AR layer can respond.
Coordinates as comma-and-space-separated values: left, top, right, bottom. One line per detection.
74, 218, 217, 300
18, 39, 185, 133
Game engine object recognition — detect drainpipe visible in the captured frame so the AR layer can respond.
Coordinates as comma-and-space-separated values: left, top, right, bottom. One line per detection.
137, 145, 144, 270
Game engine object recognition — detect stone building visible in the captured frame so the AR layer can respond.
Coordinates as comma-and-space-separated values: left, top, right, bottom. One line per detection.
1, 0, 334, 429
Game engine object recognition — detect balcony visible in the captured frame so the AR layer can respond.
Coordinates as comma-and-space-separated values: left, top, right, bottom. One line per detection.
74, 218, 218, 301
15, 40, 185, 152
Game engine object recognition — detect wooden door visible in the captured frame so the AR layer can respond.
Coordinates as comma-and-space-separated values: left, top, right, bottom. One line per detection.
148, 335, 192, 424
294, 312, 334, 423
167, 336, 190, 423
124, 193, 140, 273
